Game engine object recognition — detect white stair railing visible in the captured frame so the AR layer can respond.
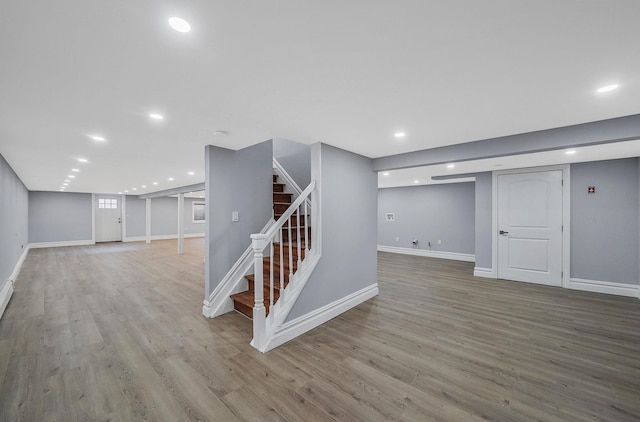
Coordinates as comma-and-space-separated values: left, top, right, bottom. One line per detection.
250, 180, 317, 351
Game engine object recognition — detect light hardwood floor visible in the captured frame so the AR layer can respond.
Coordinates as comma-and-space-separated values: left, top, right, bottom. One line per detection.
1, 240, 639, 421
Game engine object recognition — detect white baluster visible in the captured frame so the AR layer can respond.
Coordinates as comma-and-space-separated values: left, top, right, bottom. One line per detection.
279, 227, 284, 294
296, 208, 302, 268
250, 234, 267, 348
269, 240, 274, 308
304, 199, 310, 255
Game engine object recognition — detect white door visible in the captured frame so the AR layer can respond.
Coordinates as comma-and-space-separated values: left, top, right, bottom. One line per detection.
497, 170, 563, 286
95, 195, 122, 242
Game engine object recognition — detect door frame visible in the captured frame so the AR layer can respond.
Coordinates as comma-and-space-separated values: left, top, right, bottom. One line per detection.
491, 165, 570, 288
92, 193, 127, 243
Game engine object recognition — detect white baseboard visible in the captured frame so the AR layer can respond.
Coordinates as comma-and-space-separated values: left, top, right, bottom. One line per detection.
124, 233, 205, 242
377, 245, 475, 262
10, 246, 30, 283
0, 281, 14, 320
568, 278, 639, 298
473, 267, 496, 278
1, 245, 30, 320
261, 283, 379, 353
29, 240, 95, 249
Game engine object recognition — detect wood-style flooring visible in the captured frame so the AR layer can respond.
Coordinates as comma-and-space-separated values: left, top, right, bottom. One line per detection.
1, 240, 639, 421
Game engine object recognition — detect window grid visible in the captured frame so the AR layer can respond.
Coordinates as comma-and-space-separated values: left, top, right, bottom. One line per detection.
98, 198, 118, 209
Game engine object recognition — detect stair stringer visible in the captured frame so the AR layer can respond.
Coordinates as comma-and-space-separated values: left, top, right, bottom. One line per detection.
251, 250, 322, 352
202, 218, 275, 318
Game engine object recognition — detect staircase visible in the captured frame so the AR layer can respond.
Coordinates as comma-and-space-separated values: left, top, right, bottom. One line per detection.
230, 174, 309, 318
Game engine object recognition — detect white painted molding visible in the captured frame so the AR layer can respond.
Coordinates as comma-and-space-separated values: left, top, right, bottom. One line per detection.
568, 278, 639, 298
473, 267, 496, 278
377, 245, 475, 262
9, 245, 30, 283
123, 233, 205, 243
0, 280, 14, 320
1, 245, 30, 320
29, 240, 95, 249
202, 219, 275, 318
260, 283, 379, 353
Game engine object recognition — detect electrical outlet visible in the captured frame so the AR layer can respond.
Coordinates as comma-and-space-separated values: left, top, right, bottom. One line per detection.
437, 239, 442, 245
395, 236, 399, 242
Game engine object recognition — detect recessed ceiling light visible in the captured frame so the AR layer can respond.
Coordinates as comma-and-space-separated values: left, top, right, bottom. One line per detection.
141, 185, 147, 188
71, 168, 80, 172
59, 188, 65, 191
149, 113, 164, 120
77, 158, 88, 163
124, 190, 129, 193
168, 177, 174, 181
90, 135, 105, 141
188, 171, 195, 176
64, 179, 70, 182
153, 182, 158, 185
394, 132, 406, 138
596, 84, 619, 93
447, 164, 455, 169
382, 172, 390, 176
565, 150, 577, 155
132, 188, 137, 191
68, 175, 75, 178
168, 17, 191, 33
118, 192, 122, 194
413, 180, 419, 184
212, 130, 228, 136
62, 183, 68, 186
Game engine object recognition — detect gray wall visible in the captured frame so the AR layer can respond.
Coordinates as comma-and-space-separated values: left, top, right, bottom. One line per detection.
273, 138, 311, 189
287, 143, 378, 320
474, 173, 493, 268
126, 196, 205, 238
571, 158, 639, 285
29, 191, 92, 243
205, 141, 273, 298
378, 182, 475, 255
0, 154, 29, 292
126, 195, 146, 238
151, 197, 179, 236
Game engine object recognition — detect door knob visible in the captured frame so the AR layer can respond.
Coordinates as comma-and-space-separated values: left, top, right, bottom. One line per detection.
499, 230, 509, 235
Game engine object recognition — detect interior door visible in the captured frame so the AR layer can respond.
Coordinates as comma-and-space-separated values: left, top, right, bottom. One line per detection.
497, 170, 563, 286
95, 195, 122, 242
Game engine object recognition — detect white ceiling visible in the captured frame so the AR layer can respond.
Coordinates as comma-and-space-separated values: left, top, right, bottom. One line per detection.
1, 1, 639, 194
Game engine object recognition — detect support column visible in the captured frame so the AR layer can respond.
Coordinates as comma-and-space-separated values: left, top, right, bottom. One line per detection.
178, 193, 184, 254
145, 198, 151, 244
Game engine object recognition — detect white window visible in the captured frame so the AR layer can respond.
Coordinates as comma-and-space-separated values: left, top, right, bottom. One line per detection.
98, 198, 118, 209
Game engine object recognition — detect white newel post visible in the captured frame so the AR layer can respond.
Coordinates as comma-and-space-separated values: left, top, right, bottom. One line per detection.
250, 233, 267, 348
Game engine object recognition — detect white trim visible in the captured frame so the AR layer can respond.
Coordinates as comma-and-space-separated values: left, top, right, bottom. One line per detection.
260, 283, 379, 353
311, 143, 322, 256
493, 165, 570, 288
202, 219, 275, 318
377, 245, 475, 262
9, 245, 30, 283
29, 240, 95, 249
124, 233, 205, 243
568, 278, 639, 298
121, 194, 127, 241
0, 281, 13, 320
273, 157, 303, 197
473, 267, 496, 278
91, 193, 96, 243
0, 245, 30, 320
145, 198, 152, 244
